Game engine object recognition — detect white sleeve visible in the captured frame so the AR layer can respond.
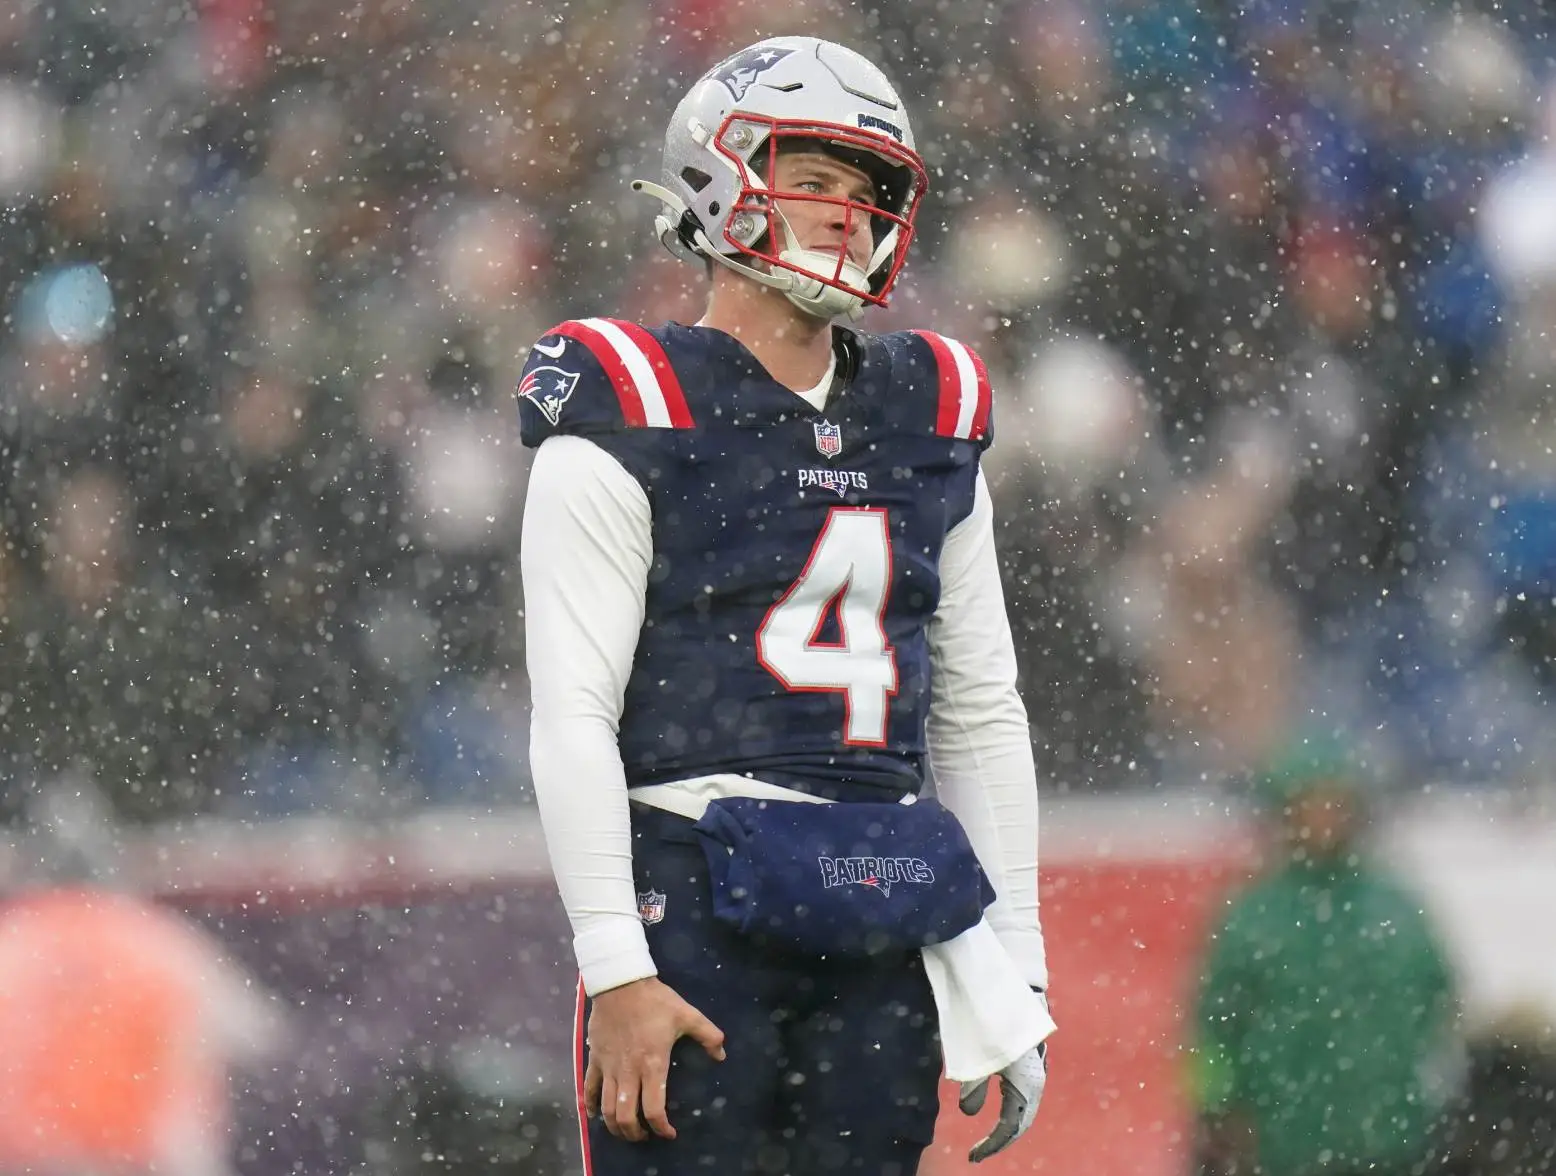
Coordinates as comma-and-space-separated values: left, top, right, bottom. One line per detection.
926, 469, 1049, 989
521, 433, 657, 997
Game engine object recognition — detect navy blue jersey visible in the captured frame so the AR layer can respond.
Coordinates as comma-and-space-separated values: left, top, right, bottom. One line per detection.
518, 317, 993, 801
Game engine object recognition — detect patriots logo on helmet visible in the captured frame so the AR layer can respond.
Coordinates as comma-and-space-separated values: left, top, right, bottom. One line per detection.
519, 365, 581, 426
857, 113, 904, 142
713, 46, 796, 101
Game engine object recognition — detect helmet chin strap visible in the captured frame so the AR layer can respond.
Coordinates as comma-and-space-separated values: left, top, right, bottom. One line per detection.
633, 178, 876, 322
772, 208, 871, 320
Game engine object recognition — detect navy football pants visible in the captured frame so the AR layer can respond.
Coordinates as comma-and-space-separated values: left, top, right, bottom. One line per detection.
573, 804, 943, 1175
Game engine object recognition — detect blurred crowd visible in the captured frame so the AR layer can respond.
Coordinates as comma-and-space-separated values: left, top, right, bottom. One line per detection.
3, 0, 1556, 821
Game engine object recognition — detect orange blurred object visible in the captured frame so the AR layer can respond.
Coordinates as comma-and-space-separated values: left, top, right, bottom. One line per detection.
0, 888, 233, 1174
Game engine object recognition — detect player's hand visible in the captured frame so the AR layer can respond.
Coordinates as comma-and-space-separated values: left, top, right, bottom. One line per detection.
583, 975, 726, 1142
958, 1039, 1048, 1162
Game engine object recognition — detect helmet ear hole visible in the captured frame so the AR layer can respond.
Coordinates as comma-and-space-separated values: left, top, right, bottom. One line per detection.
680, 167, 713, 193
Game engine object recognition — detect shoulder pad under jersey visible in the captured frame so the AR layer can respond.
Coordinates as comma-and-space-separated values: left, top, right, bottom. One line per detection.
874, 329, 995, 450
517, 317, 696, 447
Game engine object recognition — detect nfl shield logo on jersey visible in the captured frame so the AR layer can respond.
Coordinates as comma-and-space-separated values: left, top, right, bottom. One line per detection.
519, 365, 581, 426
813, 419, 843, 458
637, 888, 667, 925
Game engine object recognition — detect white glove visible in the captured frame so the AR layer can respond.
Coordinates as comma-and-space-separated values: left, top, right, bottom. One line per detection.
958, 1034, 1049, 1162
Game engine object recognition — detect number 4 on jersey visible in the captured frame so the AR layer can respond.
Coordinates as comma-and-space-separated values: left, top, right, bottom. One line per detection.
756, 508, 899, 745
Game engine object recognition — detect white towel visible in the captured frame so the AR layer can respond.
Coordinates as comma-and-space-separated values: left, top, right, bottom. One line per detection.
922, 918, 1056, 1080
630, 776, 1056, 1083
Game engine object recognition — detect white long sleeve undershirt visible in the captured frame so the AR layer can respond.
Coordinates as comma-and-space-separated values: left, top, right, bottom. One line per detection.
521, 432, 1047, 996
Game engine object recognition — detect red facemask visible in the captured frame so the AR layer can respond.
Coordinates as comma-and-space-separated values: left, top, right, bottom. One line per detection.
709, 113, 928, 309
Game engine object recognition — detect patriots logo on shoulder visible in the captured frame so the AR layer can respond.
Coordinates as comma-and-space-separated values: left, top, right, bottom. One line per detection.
813, 419, 843, 458
637, 888, 667, 925
519, 365, 581, 426
713, 46, 795, 101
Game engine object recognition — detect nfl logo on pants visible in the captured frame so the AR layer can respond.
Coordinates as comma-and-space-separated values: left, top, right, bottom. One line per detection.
813, 419, 842, 458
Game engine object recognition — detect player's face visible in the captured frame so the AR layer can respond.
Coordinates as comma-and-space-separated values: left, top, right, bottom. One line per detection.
769, 151, 878, 271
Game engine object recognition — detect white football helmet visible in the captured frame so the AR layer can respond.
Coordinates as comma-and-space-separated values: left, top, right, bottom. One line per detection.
633, 37, 928, 320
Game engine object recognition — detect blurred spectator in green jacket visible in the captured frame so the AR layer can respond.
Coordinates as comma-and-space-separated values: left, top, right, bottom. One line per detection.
1187, 733, 1463, 1176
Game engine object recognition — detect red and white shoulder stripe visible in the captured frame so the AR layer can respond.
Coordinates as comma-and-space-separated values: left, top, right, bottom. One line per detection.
550, 318, 694, 429
910, 330, 992, 442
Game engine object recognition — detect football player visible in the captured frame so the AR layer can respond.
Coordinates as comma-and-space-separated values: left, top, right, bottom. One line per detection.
519, 36, 1053, 1175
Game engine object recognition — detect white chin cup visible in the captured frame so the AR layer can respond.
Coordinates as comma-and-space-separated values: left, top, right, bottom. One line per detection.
777, 247, 870, 319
